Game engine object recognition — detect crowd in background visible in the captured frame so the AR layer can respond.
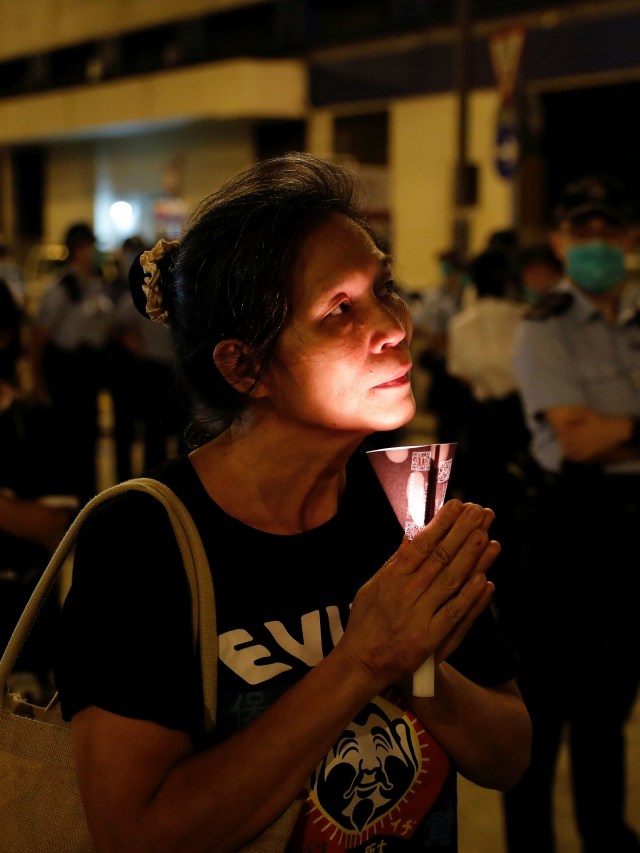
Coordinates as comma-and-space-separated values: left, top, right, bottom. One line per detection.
0, 227, 186, 700
408, 173, 640, 853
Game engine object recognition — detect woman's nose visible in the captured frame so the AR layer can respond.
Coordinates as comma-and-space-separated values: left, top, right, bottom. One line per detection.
370, 299, 412, 350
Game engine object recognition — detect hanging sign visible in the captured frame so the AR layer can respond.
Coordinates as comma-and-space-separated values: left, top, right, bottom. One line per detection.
495, 103, 520, 179
489, 26, 526, 180
489, 26, 526, 106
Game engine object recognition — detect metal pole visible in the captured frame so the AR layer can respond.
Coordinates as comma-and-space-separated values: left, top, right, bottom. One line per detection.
453, 0, 473, 258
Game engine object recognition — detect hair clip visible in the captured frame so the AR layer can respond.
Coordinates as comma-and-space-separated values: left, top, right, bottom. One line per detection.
139, 238, 179, 326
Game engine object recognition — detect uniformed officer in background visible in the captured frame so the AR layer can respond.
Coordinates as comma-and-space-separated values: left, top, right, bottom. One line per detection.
30, 223, 113, 504
504, 175, 640, 853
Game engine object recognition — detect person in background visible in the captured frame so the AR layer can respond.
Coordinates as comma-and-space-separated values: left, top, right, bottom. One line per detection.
0, 239, 25, 308
55, 152, 531, 852
103, 235, 148, 481
446, 248, 527, 443
515, 243, 564, 305
107, 235, 186, 480
410, 249, 469, 357
446, 247, 530, 652
486, 228, 519, 256
410, 248, 473, 495
506, 174, 640, 853
29, 223, 114, 503
0, 278, 79, 703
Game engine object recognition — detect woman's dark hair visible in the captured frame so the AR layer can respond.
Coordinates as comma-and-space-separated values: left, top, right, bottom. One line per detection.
132, 152, 378, 445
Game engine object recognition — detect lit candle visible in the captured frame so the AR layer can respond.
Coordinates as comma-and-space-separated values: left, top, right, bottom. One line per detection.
367, 443, 457, 697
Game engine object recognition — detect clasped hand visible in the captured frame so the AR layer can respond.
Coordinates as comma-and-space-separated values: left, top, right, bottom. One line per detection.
340, 499, 499, 692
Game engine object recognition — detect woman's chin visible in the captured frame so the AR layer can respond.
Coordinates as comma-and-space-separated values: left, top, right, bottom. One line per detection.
373, 402, 416, 434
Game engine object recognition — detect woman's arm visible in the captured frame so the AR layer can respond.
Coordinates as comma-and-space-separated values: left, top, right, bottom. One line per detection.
546, 404, 639, 464
406, 670, 531, 791
71, 643, 379, 853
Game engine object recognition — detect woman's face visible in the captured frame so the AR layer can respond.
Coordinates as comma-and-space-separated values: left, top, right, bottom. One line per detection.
260, 213, 415, 436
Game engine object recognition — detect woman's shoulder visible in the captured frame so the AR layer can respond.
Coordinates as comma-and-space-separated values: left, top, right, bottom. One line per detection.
92, 455, 201, 505
74, 456, 195, 539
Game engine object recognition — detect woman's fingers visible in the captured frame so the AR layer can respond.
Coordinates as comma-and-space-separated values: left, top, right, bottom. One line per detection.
420, 531, 495, 656
434, 578, 496, 664
430, 524, 493, 591
385, 500, 498, 619
409, 504, 501, 649
473, 536, 501, 577
479, 506, 495, 531
408, 502, 494, 586
344, 499, 500, 688
394, 498, 466, 575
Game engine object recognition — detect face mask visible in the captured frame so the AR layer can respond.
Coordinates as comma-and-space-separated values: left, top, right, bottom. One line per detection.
566, 242, 626, 294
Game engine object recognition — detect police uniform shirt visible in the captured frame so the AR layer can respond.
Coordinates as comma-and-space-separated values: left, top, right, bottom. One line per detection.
512, 280, 640, 474
36, 265, 113, 352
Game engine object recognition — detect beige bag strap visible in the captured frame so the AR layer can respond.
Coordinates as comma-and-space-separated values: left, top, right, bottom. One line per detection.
0, 477, 217, 732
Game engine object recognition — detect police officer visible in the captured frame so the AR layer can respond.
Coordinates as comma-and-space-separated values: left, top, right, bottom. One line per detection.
30, 223, 114, 504
504, 175, 640, 852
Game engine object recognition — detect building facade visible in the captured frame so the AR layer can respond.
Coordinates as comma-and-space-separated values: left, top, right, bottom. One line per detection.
1, 0, 640, 302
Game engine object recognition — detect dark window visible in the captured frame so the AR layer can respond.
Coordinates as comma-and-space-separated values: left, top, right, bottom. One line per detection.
13, 147, 45, 241
334, 112, 388, 165
255, 120, 306, 160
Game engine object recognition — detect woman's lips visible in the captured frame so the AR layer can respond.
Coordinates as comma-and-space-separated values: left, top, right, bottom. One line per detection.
374, 370, 411, 389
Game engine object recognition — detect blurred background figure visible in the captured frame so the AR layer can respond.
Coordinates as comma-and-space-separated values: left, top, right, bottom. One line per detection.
446, 246, 531, 650
107, 236, 186, 481
29, 223, 114, 504
410, 247, 473, 494
507, 174, 640, 853
486, 227, 520, 258
516, 243, 564, 305
484, 229, 523, 301
0, 278, 79, 703
0, 239, 26, 308
104, 235, 146, 481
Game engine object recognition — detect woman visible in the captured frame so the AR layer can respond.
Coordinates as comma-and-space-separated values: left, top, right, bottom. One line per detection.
55, 153, 531, 852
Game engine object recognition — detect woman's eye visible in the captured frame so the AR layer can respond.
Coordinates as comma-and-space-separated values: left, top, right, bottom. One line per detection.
327, 300, 351, 318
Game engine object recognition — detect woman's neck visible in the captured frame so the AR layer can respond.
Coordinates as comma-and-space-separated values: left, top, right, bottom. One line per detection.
189, 418, 362, 535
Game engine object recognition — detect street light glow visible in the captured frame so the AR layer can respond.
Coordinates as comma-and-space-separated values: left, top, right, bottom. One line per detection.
109, 201, 133, 228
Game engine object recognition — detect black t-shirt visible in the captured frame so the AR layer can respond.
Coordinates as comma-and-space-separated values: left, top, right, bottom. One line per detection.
55, 448, 518, 852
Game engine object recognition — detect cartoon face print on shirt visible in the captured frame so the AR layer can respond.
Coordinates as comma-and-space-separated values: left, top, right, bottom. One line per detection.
299, 691, 451, 850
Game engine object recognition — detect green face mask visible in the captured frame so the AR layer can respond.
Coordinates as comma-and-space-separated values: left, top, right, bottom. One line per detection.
566, 242, 626, 294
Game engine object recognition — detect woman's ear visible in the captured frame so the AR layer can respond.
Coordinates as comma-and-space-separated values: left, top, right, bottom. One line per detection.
213, 339, 260, 393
